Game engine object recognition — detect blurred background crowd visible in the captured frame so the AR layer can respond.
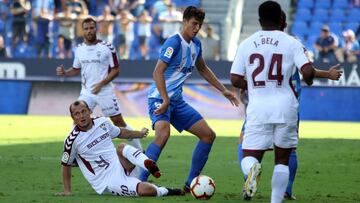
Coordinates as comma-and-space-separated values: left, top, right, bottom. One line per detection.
0, 0, 220, 60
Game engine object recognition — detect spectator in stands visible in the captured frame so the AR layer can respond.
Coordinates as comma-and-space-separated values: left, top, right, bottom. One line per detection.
199, 25, 220, 61
313, 25, 338, 64
158, 3, 182, 41
127, 0, 145, 17
0, 34, 6, 57
97, 5, 115, 43
151, 0, 171, 21
55, 6, 77, 58
10, 0, 31, 49
350, 0, 360, 7
340, 29, 360, 63
115, 9, 135, 59
32, 0, 55, 57
138, 10, 152, 60
66, 0, 87, 16
55, 34, 66, 59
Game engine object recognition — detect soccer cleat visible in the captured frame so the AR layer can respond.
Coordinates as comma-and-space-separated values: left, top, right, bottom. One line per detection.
144, 159, 161, 178
183, 185, 190, 193
243, 163, 262, 199
284, 192, 297, 200
166, 188, 185, 196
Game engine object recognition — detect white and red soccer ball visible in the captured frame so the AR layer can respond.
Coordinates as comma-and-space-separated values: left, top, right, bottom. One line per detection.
190, 175, 216, 200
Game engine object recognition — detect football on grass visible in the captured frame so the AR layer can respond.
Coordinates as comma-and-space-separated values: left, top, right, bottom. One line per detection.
190, 175, 216, 200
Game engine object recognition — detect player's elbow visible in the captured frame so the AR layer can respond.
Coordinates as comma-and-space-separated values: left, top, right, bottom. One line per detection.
230, 74, 246, 89
301, 65, 315, 86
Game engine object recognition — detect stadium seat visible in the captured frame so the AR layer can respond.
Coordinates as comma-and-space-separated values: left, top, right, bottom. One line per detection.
332, 0, 349, 9
295, 9, 312, 22
346, 8, 360, 22
343, 22, 359, 31
297, 0, 314, 9
314, 0, 331, 9
309, 21, 324, 36
329, 9, 346, 23
291, 21, 308, 38
328, 22, 343, 36
311, 9, 328, 22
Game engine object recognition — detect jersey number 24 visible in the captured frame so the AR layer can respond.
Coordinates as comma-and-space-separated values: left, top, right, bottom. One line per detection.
250, 53, 284, 87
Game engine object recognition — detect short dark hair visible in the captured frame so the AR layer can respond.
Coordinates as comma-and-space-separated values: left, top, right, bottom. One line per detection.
82, 17, 97, 28
183, 6, 205, 22
69, 100, 90, 115
258, 1, 282, 26
280, 10, 287, 30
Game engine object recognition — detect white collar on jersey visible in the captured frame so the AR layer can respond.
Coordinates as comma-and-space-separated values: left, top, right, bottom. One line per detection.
177, 32, 192, 47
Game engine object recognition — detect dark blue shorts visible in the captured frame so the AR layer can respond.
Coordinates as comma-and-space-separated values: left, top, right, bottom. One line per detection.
148, 97, 203, 132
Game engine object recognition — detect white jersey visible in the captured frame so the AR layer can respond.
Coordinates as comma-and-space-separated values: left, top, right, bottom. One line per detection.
231, 30, 311, 124
61, 117, 121, 194
73, 40, 119, 96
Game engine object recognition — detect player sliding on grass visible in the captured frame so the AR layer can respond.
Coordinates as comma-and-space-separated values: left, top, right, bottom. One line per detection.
56, 17, 143, 153
56, 100, 183, 197
139, 6, 239, 192
236, 10, 343, 201
230, 1, 342, 203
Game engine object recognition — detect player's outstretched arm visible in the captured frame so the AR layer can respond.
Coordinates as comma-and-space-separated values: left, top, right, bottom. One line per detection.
56, 65, 80, 77
301, 64, 316, 86
118, 127, 149, 139
314, 64, 342, 80
55, 165, 72, 196
196, 57, 239, 106
92, 66, 120, 94
153, 60, 170, 115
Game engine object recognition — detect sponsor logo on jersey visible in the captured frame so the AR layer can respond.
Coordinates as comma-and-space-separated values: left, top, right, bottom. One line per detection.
164, 47, 174, 58
61, 152, 70, 163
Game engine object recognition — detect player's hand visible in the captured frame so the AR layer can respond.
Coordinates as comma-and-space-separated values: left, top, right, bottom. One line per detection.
328, 64, 343, 80
92, 83, 103, 94
140, 128, 149, 137
56, 65, 66, 76
54, 191, 72, 196
154, 100, 169, 115
222, 89, 240, 107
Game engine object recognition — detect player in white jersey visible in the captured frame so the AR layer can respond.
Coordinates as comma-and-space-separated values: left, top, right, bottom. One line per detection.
230, 2, 317, 203
56, 17, 142, 151
56, 100, 184, 197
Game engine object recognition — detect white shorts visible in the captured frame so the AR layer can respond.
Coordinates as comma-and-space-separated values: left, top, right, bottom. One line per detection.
243, 121, 298, 150
105, 165, 141, 197
79, 92, 122, 117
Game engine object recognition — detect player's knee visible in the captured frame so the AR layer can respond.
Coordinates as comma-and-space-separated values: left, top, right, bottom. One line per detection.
137, 182, 157, 196
202, 129, 216, 143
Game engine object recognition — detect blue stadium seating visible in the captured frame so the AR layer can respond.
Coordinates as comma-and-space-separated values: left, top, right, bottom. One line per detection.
343, 22, 359, 31
309, 21, 324, 36
291, 21, 308, 38
332, 0, 349, 9
346, 8, 360, 22
328, 22, 342, 36
314, 0, 331, 9
329, 9, 346, 23
297, 0, 314, 9
295, 9, 312, 22
311, 9, 328, 22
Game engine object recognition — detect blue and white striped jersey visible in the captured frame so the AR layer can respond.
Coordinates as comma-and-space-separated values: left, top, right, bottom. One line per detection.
148, 33, 202, 99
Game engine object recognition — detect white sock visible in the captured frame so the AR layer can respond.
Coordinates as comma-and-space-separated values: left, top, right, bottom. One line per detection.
126, 125, 143, 151
122, 145, 148, 171
271, 164, 289, 203
151, 184, 168, 197
241, 156, 259, 176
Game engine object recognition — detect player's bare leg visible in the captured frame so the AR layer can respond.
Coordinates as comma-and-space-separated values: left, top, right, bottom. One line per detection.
110, 114, 143, 151
271, 146, 292, 203
183, 119, 216, 192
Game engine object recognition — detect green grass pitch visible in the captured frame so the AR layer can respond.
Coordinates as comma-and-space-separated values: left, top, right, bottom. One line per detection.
0, 115, 359, 203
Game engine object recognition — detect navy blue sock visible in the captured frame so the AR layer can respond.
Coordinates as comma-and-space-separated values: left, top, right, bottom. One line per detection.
139, 142, 161, 181
286, 150, 298, 195
185, 140, 213, 186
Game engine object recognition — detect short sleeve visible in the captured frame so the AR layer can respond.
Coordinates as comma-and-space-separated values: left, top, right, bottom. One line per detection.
105, 120, 121, 139
230, 44, 246, 76
72, 48, 81, 69
105, 42, 119, 68
159, 37, 180, 64
292, 40, 311, 71
61, 128, 80, 166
